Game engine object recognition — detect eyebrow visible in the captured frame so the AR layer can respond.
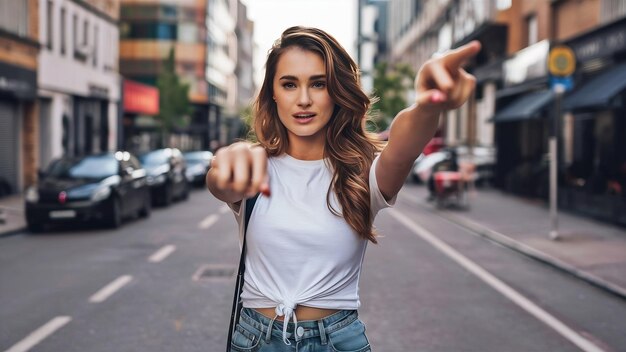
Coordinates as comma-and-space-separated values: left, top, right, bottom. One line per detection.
279, 74, 326, 81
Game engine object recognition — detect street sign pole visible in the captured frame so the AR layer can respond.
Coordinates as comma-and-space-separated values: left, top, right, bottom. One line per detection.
549, 85, 564, 240
547, 44, 575, 241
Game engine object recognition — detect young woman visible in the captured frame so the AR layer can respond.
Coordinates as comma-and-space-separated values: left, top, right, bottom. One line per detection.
207, 26, 480, 351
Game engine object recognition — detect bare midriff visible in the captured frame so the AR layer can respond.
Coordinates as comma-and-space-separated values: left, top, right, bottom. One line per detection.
254, 306, 341, 321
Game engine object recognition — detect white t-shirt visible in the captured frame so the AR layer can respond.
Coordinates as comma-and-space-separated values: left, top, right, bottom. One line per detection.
229, 153, 394, 342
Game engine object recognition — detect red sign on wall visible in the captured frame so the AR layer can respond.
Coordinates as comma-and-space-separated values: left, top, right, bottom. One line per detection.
123, 80, 159, 115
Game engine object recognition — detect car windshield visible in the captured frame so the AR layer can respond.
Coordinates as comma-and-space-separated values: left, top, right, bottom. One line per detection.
139, 150, 169, 166
48, 155, 119, 179
184, 152, 211, 162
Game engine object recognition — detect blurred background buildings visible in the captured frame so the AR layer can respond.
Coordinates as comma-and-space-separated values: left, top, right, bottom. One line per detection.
1, 0, 625, 229
358, 0, 626, 228
0, 0, 255, 199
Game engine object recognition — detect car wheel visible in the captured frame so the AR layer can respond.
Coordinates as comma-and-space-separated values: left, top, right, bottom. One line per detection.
162, 184, 173, 206
107, 198, 122, 228
27, 220, 44, 233
180, 182, 189, 201
139, 192, 151, 218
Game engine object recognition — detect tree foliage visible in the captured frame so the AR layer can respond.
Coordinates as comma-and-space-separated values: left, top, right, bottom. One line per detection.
370, 62, 415, 131
156, 47, 191, 144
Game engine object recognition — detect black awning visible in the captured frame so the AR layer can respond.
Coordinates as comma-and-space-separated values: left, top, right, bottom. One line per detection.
563, 63, 626, 111
491, 90, 554, 123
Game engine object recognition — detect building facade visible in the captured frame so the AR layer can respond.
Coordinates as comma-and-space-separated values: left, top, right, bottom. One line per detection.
228, 0, 255, 143
206, 0, 237, 149
558, 8, 626, 225
358, 0, 389, 94
0, 0, 40, 196
119, 0, 210, 152
38, 0, 121, 168
119, 0, 253, 153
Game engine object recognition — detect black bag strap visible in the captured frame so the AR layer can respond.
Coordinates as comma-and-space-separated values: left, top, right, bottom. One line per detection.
226, 194, 259, 351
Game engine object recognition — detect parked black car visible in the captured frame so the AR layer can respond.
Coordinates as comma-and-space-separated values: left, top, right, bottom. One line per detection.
139, 148, 189, 206
25, 152, 151, 232
183, 151, 213, 187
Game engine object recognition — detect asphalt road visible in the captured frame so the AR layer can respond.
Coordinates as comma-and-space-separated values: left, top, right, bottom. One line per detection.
1, 185, 625, 352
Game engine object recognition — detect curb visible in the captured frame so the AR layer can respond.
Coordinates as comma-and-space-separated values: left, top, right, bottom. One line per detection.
0, 226, 26, 238
434, 208, 626, 301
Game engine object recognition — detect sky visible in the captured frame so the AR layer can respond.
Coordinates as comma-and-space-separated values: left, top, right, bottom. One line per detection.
239, 0, 357, 86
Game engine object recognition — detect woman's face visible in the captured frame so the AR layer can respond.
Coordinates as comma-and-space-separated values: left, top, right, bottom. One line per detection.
272, 47, 335, 146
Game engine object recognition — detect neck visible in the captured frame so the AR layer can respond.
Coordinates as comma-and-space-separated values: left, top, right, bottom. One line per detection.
286, 134, 325, 160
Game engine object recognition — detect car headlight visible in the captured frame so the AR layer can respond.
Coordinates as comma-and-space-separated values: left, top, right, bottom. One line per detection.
91, 187, 111, 202
26, 187, 39, 203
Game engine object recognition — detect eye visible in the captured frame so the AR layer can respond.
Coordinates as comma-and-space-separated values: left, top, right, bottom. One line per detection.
312, 81, 326, 89
282, 82, 296, 89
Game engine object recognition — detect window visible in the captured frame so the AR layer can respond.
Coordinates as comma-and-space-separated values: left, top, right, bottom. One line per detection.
83, 19, 89, 45
527, 14, 538, 46
178, 23, 197, 43
46, 0, 54, 50
126, 23, 177, 39
73, 14, 78, 46
497, 0, 512, 10
0, 0, 28, 37
60, 7, 66, 55
73, 14, 87, 61
93, 25, 98, 67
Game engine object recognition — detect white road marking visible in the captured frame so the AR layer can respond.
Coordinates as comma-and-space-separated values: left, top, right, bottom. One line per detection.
148, 245, 176, 263
4, 316, 71, 352
389, 209, 606, 352
220, 205, 230, 214
199, 214, 219, 229
89, 275, 133, 303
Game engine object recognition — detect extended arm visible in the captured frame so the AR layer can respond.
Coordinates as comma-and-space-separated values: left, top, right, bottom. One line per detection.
376, 41, 481, 201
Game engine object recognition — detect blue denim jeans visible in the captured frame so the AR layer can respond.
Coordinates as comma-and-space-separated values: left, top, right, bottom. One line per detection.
230, 307, 372, 352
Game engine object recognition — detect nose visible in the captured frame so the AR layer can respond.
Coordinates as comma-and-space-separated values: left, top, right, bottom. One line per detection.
297, 88, 312, 107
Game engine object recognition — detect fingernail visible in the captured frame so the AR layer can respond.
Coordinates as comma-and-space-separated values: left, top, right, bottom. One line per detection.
261, 188, 271, 197
431, 92, 445, 103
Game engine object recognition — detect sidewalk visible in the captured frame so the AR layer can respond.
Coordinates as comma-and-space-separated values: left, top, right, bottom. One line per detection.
0, 194, 26, 237
409, 185, 626, 299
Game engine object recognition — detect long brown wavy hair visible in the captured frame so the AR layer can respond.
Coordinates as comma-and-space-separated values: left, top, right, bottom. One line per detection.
253, 26, 384, 243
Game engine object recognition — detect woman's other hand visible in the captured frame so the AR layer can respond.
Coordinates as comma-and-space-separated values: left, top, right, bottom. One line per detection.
414, 40, 481, 112
206, 142, 270, 203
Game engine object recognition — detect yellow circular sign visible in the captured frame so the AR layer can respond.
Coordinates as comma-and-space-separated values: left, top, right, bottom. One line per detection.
548, 46, 576, 76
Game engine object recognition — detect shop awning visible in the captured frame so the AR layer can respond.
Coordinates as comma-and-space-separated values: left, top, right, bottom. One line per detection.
491, 90, 554, 123
563, 63, 626, 111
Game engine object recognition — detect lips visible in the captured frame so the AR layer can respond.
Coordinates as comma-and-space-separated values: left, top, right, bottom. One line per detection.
293, 112, 316, 119
292, 111, 316, 124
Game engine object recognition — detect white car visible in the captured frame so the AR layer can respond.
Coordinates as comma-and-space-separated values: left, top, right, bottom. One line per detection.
411, 146, 496, 185
412, 152, 448, 183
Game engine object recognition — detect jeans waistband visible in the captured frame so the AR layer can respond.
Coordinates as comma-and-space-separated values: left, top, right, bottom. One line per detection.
239, 307, 358, 342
